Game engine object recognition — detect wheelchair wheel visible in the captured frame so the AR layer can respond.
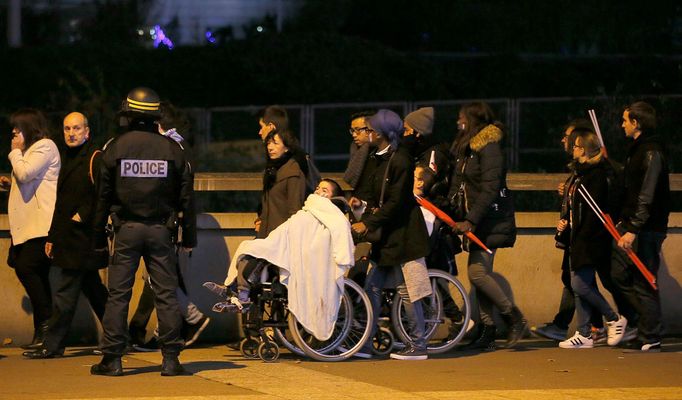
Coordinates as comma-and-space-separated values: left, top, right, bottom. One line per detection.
272, 327, 305, 357
239, 338, 260, 359
372, 326, 394, 356
289, 278, 373, 361
258, 341, 280, 362
391, 269, 470, 354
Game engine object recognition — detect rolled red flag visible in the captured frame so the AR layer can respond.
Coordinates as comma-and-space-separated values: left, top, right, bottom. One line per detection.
415, 195, 493, 255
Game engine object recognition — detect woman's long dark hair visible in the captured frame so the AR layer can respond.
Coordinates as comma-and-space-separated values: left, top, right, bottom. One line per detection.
9, 108, 50, 149
452, 102, 503, 157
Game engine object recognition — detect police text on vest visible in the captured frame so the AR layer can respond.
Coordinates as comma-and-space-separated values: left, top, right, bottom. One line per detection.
121, 159, 168, 178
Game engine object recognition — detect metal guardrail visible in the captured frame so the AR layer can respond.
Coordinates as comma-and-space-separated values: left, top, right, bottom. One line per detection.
194, 172, 682, 192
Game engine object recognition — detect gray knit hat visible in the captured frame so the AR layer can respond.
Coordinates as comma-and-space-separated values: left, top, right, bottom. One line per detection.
404, 107, 435, 135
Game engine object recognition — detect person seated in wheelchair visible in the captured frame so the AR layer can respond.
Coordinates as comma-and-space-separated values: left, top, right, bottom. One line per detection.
205, 179, 355, 341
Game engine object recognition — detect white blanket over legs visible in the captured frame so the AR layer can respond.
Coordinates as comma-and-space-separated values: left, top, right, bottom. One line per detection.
225, 194, 355, 340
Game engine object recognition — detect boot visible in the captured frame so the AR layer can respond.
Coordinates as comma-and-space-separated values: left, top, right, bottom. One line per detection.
21, 321, 49, 350
90, 355, 123, 376
502, 306, 527, 348
161, 354, 187, 376
466, 324, 496, 351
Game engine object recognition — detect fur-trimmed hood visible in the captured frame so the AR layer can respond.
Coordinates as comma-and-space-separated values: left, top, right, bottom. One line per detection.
470, 124, 503, 152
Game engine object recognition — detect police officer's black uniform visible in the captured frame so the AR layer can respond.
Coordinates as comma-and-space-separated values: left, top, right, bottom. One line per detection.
91, 87, 197, 376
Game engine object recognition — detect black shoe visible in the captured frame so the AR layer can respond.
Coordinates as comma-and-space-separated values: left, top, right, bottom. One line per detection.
183, 316, 211, 347
502, 306, 527, 348
621, 340, 662, 353
161, 355, 188, 376
466, 324, 496, 351
22, 347, 64, 359
389, 345, 427, 360
90, 356, 123, 376
21, 321, 50, 350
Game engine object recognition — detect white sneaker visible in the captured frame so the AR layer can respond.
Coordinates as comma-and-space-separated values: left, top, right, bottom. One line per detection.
606, 315, 628, 346
559, 331, 594, 349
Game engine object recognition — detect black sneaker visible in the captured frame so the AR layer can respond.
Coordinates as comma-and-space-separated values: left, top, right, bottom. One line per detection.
184, 316, 211, 347
389, 345, 428, 360
622, 341, 662, 353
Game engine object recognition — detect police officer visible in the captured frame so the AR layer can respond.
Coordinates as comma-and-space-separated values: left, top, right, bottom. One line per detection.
90, 87, 197, 376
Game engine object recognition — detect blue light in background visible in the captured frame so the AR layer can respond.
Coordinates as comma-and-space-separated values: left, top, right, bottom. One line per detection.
152, 24, 174, 49
205, 30, 217, 44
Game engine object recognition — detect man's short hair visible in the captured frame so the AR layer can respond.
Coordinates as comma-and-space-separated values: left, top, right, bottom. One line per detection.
349, 110, 375, 124
260, 105, 289, 132
625, 101, 657, 133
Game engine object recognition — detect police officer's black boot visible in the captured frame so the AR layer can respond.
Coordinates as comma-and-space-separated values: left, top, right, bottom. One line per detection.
502, 306, 528, 348
161, 354, 187, 376
90, 355, 123, 376
466, 324, 496, 352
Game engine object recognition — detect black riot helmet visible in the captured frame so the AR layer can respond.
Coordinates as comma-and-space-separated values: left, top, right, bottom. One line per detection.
120, 87, 161, 119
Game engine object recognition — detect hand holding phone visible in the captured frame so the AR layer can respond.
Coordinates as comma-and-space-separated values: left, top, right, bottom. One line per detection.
11, 130, 25, 151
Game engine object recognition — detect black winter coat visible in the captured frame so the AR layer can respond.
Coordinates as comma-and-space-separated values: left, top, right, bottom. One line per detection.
448, 125, 516, 250
567, 159, 611, 270
362, 146, 430, 266
48, 141, 104, 270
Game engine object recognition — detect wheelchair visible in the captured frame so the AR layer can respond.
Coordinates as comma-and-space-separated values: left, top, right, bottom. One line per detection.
232, 262, 374, 362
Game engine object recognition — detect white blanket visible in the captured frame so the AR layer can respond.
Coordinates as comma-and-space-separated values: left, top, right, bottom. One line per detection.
225, 194, 355, 340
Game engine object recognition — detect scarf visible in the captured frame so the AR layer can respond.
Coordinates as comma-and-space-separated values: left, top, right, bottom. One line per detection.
263, 151, 293, 192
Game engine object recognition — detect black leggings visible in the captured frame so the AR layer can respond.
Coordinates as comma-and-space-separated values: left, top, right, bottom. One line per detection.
13, 237, 52, 330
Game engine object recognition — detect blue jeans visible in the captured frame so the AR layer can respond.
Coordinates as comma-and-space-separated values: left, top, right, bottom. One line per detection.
611, 230, 666, 343
571, 266, 618, 337
365, 263, 426, 350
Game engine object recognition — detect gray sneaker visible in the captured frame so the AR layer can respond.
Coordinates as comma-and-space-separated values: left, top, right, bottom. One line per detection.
389, 345, 427, 360
531, 323, 567, 341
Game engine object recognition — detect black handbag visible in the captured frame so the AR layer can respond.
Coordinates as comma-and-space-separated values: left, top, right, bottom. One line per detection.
450, 157, 469, 220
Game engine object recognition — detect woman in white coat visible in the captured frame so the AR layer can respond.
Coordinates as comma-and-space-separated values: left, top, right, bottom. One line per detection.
1, 109, 60, 349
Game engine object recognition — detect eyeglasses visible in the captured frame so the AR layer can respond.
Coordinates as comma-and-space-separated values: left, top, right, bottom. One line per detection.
349, 127, 369, 135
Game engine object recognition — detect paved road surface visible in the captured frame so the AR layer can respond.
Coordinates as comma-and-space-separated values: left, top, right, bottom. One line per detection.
1, 339, 681, 399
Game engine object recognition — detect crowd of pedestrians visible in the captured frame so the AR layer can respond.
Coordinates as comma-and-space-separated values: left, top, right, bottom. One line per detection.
3, 91, 672, 375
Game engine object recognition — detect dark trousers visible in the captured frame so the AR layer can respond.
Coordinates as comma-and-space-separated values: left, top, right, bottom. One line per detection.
611, 230, 665, 343
43, 268, 109, 352
129, 257, 188, 343
100, 222, 183, 357
552, 249, 629, 331
13, 237, 52, 331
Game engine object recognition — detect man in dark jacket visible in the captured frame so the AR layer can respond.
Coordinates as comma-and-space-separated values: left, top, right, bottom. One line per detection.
23, 112, 109, 359
612, 101, 670, 352
90, 87, 197, 376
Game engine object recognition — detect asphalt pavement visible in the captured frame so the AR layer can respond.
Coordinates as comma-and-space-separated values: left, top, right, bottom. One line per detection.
1, 338, 681, 400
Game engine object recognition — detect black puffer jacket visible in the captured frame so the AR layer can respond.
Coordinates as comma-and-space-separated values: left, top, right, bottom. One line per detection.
620, 134, 670, 234
448, 125, 516, 249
